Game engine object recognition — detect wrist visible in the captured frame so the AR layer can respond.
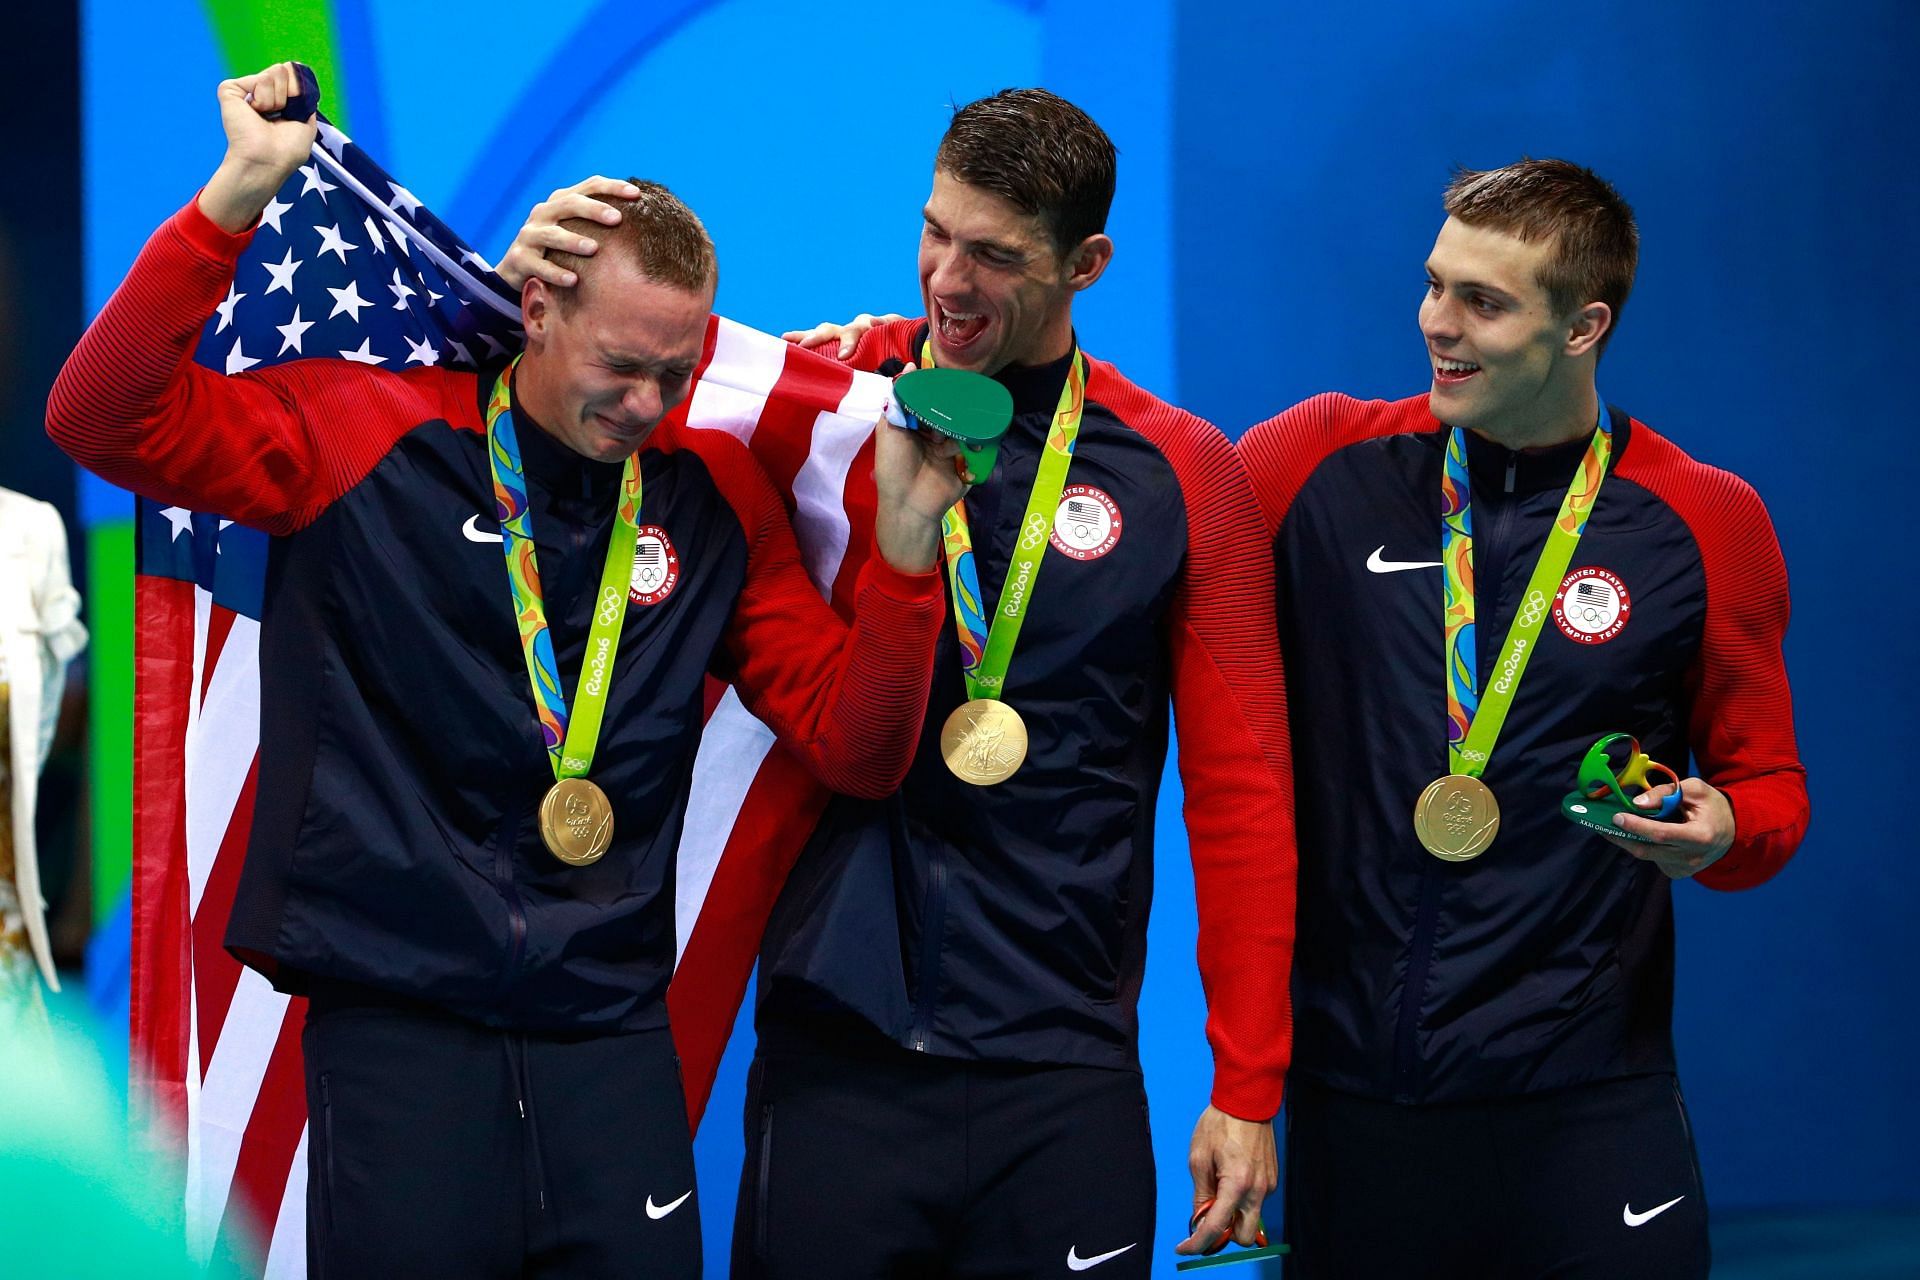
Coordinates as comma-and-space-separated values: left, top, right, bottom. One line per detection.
873, 510, 939, 575
199, 156, 293, 233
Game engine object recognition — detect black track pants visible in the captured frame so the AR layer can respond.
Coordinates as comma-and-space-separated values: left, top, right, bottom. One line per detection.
1284, 1073, 1710, 1280
302, 999, 700, 1279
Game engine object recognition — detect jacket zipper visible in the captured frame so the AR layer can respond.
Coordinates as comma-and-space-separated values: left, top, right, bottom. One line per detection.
1393, 443, 1519, 1101
910, 847, 949, 1052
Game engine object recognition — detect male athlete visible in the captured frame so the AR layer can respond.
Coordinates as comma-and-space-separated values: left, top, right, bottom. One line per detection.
503, 87, 1296, 1276
1237, 159, 1810, 1278
49, 62, 967, 1278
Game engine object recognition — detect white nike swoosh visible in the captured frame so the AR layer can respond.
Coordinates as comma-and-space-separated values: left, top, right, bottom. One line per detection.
1623, 1195, 1685, 1227
1067, 1242, 1137, 1271
1366, 545, 1442, 573
646, 1189, 692, 1220
462, 515, 503, 544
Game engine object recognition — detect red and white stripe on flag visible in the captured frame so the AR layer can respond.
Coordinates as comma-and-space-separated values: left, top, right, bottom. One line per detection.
130, 316, 891, 1273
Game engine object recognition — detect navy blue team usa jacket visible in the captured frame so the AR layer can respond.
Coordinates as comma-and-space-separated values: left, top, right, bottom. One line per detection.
1239, 393, 1809, 1104
47, 199, 946, 1037
757, 319, 1298, 1121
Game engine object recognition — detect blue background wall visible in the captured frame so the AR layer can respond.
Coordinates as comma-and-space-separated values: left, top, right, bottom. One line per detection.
67, 0, 1917, 1272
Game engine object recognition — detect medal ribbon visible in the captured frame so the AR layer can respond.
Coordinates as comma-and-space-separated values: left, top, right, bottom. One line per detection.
921, 338, 1087, 703
1443, 406, 1613, 777
486, 358, 644, 781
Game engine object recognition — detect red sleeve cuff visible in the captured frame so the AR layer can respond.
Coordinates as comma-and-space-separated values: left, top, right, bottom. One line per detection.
857, 550, 942, 604
173, 193, 258, 264
1210, 1081, 1283, 1125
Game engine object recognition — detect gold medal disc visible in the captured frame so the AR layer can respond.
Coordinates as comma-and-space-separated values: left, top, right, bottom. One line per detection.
1412, 774, 1501, 861
940, 699, 1029, 786
539, 777, 615, 866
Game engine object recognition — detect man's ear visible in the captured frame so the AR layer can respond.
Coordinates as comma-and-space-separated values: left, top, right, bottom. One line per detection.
522, 277, 552, 347
1565, 300, 1613, 359
1065, 234, 1114, 294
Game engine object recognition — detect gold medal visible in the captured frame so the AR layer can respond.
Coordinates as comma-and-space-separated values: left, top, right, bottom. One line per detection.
940, 698, 1028, 786
539, 777, 615, 866
1412, 774, 1501, 861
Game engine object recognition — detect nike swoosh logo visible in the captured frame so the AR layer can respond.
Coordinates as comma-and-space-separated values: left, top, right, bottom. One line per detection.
1623, 1195, 1685, 1227
462, 515, 503, 544
1366, 546, 1442, 573
646, 1189, 692, 1220
1067, 1242, 1137, 1271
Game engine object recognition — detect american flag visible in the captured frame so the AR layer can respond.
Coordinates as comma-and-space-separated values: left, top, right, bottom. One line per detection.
130, 101, 890, 1274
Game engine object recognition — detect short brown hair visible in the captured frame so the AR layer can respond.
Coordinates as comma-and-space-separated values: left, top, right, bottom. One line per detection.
1443, 159, 1638, 349
545, 178, 717, 304
935, 89, 1117, 257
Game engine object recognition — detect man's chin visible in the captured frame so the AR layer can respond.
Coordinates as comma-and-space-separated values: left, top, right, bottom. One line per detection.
1428, 383, 1482, 429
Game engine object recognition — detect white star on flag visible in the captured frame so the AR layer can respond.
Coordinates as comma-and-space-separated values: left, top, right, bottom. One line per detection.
390, 268, 417, 309
262, 248, 302, 295
215, 284, 246, 333
258, 196, 293, 235
339, 337, 387, 365
385, 219, 413, 256
327, 280, 372, 322
363, 216, 388, 254
225, 338, 261, 375
157, 506, 195, 542
317, 121, 353, 160
298, 162, 338, 199
461, 248, 492, 271
388, 183, 423, 218
447, 338, 474, 366
315, 223, 358, 264
403, 334, 440, 366
275, 307, 315, 356
480, 332, 508, 358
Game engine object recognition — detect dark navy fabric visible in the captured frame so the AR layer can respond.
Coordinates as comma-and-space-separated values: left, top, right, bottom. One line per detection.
756, 336, 1189, 1073
233, 368, 751, 1035
1276, 409, 1710, 1104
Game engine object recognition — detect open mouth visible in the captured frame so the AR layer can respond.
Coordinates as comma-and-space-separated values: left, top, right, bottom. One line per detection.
1433, 356, 1481, 386
935, 302, 989, 353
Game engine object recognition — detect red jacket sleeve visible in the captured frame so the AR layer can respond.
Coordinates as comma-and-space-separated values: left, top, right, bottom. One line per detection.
1616, 429, 1810, 888
46, 197, 472, 534
839, 317, 920, 375
1103, 366, 1298, 1122
688, 429, 943, 798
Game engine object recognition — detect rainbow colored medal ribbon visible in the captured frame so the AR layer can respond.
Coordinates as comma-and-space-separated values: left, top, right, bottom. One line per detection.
923, 337, 1087, 786
486, 358, 643, 866
1413, 405, 1613, 861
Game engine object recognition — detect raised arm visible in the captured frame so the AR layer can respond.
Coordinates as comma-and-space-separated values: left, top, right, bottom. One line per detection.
47, 65, 463, 533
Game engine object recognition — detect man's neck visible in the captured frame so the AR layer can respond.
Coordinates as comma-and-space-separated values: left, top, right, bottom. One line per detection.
992, 309, 1076, 375
508, 355, 581, 457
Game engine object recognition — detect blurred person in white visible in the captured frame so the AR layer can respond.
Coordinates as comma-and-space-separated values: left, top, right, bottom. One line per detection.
0, 485, 87, 1023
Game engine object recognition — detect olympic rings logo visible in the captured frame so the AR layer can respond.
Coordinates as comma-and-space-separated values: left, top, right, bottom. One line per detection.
596, 588, 624, 627
1019, 512, 1050, 552
1516, 590, 1548, 629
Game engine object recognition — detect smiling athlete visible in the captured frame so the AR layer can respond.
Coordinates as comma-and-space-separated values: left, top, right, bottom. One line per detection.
1237, 158, 1811, 1278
